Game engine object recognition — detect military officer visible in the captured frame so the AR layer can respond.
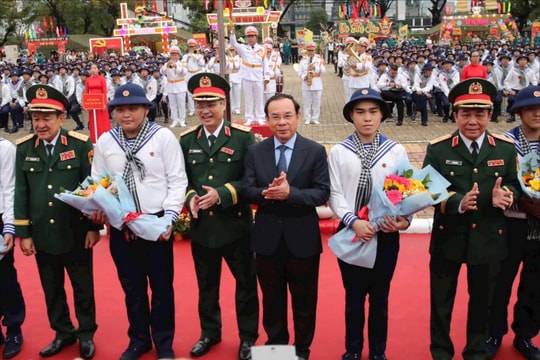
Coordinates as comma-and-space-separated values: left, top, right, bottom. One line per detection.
14, 84, 101, 360
180, 73, 258, 360
423, 78, 521, 360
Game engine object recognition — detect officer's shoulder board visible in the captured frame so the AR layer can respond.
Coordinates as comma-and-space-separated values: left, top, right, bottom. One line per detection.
490, 133, 514, 144
15, 133, 34, 146
429, 133, 452, 145
68, 131, 89, 142
231, 123, 252, 133
180, 126, 198, 137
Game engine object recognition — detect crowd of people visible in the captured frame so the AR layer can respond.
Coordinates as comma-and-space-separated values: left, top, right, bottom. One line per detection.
0, 30, 539, 360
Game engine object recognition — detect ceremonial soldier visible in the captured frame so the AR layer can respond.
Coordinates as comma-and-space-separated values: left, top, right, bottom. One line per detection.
180, 73, 258, 360
2, 71, 24, 134
161, 46, 188, 128
229, 25, 269, 125
137, 66, 157, 122
423, 78, 521, 360
152, 67, 169, 123
345, 37, 373, 94
183, 39, 206, 116
483, 57, 503, 123
228, 47, 242, 115
297, 41, 325, 125
377, 63, 409, 126
14, 85, 101, 359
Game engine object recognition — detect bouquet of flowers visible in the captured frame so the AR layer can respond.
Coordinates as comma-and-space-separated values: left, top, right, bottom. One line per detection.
54, 174, 116, 215
90, 174, 173, 241
173, 213, 191, 235
55, 173, 172, 241
368, 158, 451, 226
518, 152, 540, 199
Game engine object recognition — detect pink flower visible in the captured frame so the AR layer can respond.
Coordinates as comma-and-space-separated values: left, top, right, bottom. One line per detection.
386, 189, 403, 205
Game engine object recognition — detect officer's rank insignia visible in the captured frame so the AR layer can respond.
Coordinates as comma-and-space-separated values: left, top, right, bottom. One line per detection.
221, 147, 234, 155
487, 160, 504, 166
487, 135, 496, 147
61, 135, 67, 146
25, 157, 40, 162
60, 150, 76, 161
468, 81, 482, 95
451, 135, 459, 148
445, 160, 462, 166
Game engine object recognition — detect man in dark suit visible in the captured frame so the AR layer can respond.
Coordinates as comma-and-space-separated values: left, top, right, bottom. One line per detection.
244, 93, 330, 360
423, 78, 521, 360
14, 85, 101, 359
180, 73, 259, 360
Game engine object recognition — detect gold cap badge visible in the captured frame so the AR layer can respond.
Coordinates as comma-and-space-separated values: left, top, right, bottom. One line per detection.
469, 82, 482, 95
122, 90, 130, 97
199, 76, 211, 88
36, 88, 48, 99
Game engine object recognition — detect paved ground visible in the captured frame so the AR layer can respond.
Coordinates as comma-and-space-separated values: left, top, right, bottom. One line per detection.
2, 63, 518, 221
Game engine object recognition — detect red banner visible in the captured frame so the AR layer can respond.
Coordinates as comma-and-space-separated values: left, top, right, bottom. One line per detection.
89, 37, 124, 56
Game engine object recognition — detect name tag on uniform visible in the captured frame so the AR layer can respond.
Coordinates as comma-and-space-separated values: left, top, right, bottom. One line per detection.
25, 156, 40, 162
221, 147, 234, 155
487, 159, 504, 166
445, 160, 462, 166
189, 149, 203, 154
59, 150, 75, 161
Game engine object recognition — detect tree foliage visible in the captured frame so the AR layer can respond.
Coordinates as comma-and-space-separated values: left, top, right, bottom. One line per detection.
305, 8, 328, 34
429, 0, 447, 26
372, 0, 396, 19
508, 0, 540, 34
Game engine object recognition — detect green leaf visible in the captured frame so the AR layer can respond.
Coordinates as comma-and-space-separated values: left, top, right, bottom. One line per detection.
402, 169, 414, 178
431, 193, 441, 201
422, 173, 432, 186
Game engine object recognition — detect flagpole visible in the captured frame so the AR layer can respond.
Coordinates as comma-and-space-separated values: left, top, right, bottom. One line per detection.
216, 0, 231, 123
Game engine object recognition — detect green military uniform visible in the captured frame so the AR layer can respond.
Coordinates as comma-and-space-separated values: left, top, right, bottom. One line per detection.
181, 72, 258, 353
423, 78, 522, 360
180, 121, 259, 341
14, 127, 100, 341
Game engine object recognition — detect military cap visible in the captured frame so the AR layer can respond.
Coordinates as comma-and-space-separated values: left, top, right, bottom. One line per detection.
516, 53, 529, 62
343, 88, 389, 123
20, 68, 32, 76
508, 86, 540, 114
498, 52, 511, 60
482, 56, 495, 65
245, 26, 258, 36
80, 70, 90, 77
188, 72, 230, 101
9, 70, 19, 77
109, 84, 151, 107
422, 63, 434, 71
26, 84, 70, 113
448, 78, 497, 109
305, 42, 317, 50
442, 58, 454, 65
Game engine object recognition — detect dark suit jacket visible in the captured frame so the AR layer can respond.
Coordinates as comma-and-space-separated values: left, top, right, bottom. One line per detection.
423, 130, 521, 265
244, 134, 330, 258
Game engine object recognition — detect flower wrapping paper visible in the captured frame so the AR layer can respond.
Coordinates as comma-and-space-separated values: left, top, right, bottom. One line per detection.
518, 152, 540, 199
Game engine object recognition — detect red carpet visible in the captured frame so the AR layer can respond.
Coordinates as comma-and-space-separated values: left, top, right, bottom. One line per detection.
9, 234, 537, 360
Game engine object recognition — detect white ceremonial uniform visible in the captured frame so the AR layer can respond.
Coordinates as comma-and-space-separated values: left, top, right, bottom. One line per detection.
229, 54, 242, 115
413, 72, 435, 94
230, 33, 269, 125
264, 50, 281, 102
107, 78, 126, 102
91, 123, 187, 219
346, 51, 373, 93
160, 60, 188, 127
124, 74, 144, 88
377, 72, 409, 92
437, 69, 460, 97
0, 137, 15, 236
182, 52, 206, 115
140, 76, 157, 102
48, 74, 63, 92
298, 53, 325, 124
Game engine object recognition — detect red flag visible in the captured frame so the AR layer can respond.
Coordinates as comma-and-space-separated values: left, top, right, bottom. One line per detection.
43, 16, 48, 32
142, 0, 146, 9
36, 23, 43, 37
228, 0, 234, 21
363, 0, 369, 13
59, 26, 63, 37
56, 26, 60, 37
152, 0, 157, 12
134, 0, 138, 10
214, 0, 217, 10
49, 16, 54, 31
351, 1, 357, 19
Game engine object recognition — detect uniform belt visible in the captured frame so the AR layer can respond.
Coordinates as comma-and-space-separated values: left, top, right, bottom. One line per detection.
311, 74, 321, 78
349, 72, 368, 77
167, 78, 185, 83
232, 69, 239, 73
188, 69, 202, 74
242, 61, 262, 68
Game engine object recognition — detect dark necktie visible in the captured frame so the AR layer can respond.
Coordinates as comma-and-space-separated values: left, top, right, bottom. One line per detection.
471, 141, 479, 162
46, 144, 54, 159
208, 134, 216, 149
277, 145, 288, 173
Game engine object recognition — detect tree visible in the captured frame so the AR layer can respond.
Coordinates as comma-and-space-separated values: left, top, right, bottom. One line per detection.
372, 0, 396, 19
508, 0, 540, 34
0, 0, 32, 47
428, 0, 447, 26
305, 8, 328, 34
